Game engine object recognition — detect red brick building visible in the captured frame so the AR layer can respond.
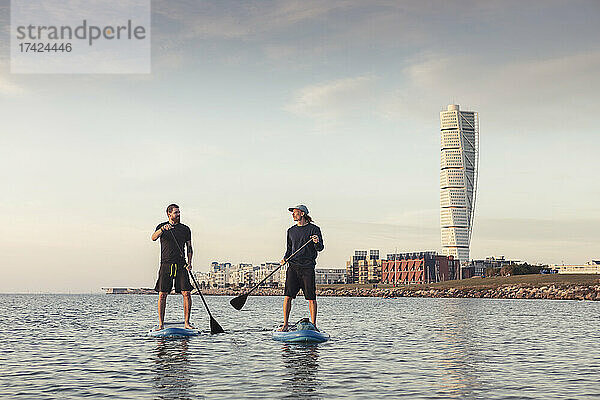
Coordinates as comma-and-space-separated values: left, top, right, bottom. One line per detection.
381, 252, 459, 285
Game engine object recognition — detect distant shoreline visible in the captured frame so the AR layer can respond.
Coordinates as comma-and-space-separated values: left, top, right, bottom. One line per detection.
102, 274, 600, 301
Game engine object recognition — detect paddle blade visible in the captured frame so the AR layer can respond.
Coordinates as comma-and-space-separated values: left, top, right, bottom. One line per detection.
230, 294, 248, 310
210, 317, 225, 334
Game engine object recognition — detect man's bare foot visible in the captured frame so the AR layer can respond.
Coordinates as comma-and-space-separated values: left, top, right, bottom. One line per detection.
277, 324, 289, 332
184, 323, 194, 330
155, 325, 164, 331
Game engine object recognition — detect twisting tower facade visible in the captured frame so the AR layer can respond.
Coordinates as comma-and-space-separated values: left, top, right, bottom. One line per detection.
440, 104, 479, 264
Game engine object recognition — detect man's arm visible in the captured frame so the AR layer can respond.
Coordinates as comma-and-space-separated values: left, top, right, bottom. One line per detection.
186, 240, 193, 269
151, 224, 169, 241
281, 229, 292, 264
313, 227, 324, 252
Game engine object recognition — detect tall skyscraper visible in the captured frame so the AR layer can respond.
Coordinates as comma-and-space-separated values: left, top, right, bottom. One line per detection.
440, 104, 479, 264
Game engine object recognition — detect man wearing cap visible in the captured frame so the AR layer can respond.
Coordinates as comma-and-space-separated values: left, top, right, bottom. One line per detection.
278, 205, 324, 331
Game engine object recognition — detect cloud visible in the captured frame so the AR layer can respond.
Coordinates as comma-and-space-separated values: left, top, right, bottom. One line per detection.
146, 0, 600, 82
285, 76, 378, 131
284, 49, 600, 135
148, 1, 447, 68
152, 0, 353, 40
380, 50, 600, 134
149, 0, 369, 69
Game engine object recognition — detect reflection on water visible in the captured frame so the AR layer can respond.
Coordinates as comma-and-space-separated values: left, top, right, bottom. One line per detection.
435, 300, 481, 398
280, 344, 321, 399
152, 339, 196, 400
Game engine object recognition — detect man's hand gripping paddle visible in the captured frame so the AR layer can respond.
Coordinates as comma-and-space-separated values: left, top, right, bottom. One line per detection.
168, 227, 224, 334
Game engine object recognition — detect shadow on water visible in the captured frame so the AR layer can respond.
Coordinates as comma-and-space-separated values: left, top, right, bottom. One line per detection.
280, 344, 322, 400
152, 339, 197, 400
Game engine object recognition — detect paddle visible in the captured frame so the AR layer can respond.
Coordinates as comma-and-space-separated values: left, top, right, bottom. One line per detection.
167, 226, 225, 334
230, 238, 314, 310
187, 267, 225, 334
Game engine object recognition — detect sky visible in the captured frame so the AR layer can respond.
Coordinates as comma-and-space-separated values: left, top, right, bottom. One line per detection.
1, 1, 599, 292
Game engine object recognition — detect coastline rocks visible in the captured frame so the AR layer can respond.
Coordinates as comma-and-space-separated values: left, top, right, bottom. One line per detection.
199, 283, 600, 301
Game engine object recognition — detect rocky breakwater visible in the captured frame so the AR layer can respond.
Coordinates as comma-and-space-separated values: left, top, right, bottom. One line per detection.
199, 281, 600, 301
317, 283, 600, 301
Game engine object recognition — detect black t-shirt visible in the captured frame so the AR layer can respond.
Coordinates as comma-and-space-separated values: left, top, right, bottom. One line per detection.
284, 223, 324, 269
156, 222, 191, 264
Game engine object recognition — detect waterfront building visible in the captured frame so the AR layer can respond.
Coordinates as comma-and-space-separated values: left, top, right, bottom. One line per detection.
193, 271, 210, 288
228, 264, 241, 287
369, 249, 380, 260
210, 267, 229, 288
102, 287, 155, 294
315, 268, 347, 285
211, 262, 231, 272
552, 260, 600, 274
439, 255, 460, 280
440, 104, 479, 264
346, 250, 367, 283
382, 251, 459, 284
256, 262, 281, 287
208, 261, 232, 287
357, 258, 382, 284
471, 256, 520, 277
228, 263, 253, 287
346, 249, 378, 283
280, 266, 347, 286
102, 287, 129, 294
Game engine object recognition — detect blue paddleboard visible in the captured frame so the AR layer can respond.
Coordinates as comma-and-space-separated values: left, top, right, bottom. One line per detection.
272, 319, 329, 343
147, 322, 200, 338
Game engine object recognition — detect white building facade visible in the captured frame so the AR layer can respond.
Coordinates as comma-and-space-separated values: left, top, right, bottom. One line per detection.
315, 268, 347, 285
256, 262, 282, 287
229, 263, 254, 287
440, 104, 479, 263
552, 260, 600, 274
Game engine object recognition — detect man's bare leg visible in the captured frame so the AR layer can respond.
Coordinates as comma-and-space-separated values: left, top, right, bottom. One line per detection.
278, 296, 292, 331
309, 299, 317, 327
182, 291, 193, 329
158, 292, 168, 330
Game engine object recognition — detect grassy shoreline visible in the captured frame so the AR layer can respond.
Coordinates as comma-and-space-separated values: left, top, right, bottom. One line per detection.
319, 274, 600, 291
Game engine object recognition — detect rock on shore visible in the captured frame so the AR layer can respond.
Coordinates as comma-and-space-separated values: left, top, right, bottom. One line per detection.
199, 283, 600, 301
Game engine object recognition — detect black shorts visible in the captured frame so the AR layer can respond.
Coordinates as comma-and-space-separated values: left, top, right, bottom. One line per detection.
284, 265, 316, 300
154, 262, 193, 293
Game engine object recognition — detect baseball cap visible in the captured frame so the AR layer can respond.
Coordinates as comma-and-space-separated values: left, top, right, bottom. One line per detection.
288, 204, 309, 215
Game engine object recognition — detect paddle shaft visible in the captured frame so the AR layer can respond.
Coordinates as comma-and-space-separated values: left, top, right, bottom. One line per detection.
166, 227, 214, 318
244, 237, 314, 296
188, 268, 214, 318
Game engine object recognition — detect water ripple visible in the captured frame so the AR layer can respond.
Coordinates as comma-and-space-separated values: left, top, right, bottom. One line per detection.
1, 295, 599, 399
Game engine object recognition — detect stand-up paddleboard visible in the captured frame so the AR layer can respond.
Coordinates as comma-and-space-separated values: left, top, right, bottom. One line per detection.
272, 318, 329, 343
147, 322, 201, 338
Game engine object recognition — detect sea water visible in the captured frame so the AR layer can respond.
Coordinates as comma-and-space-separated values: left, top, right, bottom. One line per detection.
1, 294, 599, 399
